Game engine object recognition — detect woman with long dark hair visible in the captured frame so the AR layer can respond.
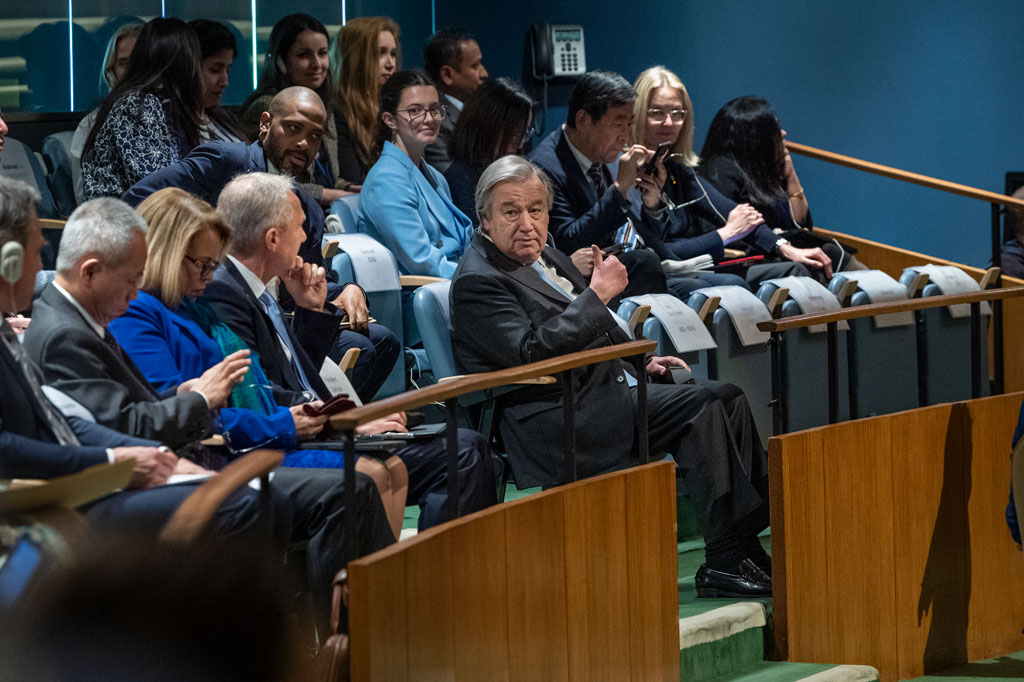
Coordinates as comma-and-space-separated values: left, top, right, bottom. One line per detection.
82, 17, 204, 200
330, 16, 400, 190
189, 19, 245, 143
356, 69, 472, 278
444, 77, 533, 226
700, 96, 858, 273
241, 13, 342, 204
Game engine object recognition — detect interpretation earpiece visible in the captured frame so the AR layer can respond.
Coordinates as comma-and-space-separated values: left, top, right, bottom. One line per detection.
0, 241, 24, 285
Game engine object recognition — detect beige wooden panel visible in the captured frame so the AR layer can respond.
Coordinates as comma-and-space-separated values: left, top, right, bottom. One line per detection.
562, 474, 631, 682
822, 418, 898, 679
769, 428, 828, 662
404, 532, 455, 682
625, 460, 679, 682
505, 490, 570, 682
889, 404, 966, 680
449, 510, 511, 681
349, 550, 408, 682
962, 393, 1024, 660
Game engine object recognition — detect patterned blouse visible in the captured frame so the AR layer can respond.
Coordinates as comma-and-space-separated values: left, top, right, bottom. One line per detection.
82, 90, 188, 200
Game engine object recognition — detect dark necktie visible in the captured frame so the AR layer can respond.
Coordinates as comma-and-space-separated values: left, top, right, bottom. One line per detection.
587, 162, 608, 196
104, 328, 159, 400
0, 321, 81, 446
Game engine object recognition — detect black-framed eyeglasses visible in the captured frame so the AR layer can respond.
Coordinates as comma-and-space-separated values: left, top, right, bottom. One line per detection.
183, 254, 220, 277
647, 108, 686, 123
396, 104, 448, 125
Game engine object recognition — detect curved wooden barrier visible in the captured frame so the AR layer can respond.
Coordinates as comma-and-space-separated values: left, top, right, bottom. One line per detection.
347, 460, 679, 682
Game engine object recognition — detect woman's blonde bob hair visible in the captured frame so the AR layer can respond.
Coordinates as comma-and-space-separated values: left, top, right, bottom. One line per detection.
137, 187, 233, 307
631, 65, 699, 168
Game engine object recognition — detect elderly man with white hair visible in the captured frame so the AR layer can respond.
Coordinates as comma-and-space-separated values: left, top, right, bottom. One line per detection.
449, 154, 772, 598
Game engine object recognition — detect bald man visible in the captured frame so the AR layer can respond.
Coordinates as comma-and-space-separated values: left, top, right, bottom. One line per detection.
121, 86, 400, 401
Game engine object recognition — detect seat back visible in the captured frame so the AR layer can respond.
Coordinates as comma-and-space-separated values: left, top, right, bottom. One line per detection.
617, 294, 714, 379
329, 194, 360, 233
412, 281, 459, 380
0, 137, 57, 219
42, 131, 77, 218
756, 277, 850, 432
899, 265, 990, 404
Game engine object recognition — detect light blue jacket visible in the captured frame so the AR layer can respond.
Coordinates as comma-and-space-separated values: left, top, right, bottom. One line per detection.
357, 141, 473, 278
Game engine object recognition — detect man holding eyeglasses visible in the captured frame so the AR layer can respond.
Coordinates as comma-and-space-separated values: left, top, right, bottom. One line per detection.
122, 86, 400, 403
356, 70, 474, 279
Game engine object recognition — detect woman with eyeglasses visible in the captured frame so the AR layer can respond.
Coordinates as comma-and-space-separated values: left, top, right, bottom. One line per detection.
108, 187, 409, 539
443, 78, 533, 227
357, 69, 473, 278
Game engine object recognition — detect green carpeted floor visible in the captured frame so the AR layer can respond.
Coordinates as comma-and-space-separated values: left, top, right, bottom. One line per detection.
903, 650, 1024, 681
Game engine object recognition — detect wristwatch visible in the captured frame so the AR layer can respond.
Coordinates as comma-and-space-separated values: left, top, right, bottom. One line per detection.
773, 237, 791, 255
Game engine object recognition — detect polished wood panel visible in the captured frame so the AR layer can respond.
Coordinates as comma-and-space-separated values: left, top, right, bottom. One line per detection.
770, 394, 1024, 682
347, 461, 678, 682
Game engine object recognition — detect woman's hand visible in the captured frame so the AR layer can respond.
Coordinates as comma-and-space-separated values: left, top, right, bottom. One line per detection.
717, 204, 764, 245
178, 350, 251, 409
779, 244, 832, 278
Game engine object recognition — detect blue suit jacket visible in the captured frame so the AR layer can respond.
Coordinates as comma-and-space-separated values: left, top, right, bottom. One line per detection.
108, 291, 298, 452
528, 128, 671, 258
0, 337, 155, 479
122, 140, 329, 270
357, 141, 473, 278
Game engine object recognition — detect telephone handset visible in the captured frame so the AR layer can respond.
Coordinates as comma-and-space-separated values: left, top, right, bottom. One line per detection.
528, 22, 587, 79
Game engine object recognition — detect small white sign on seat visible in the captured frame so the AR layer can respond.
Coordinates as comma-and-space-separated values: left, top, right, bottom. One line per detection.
840, 270, 915, 328
908, 264, 990, 318
626, 294, 716, 353
693, 285, 771, 346
323, 233, 400, 293
769, 276, 848, 334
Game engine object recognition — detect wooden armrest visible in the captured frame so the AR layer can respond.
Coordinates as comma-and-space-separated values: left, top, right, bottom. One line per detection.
338, 347, 361, 373
905, 272, 930, 299
697, 296, 720, 324
40, 219, 66, 230
981, 267, 1001, 290
767, 287, 789, 318
834, 279, 858, 307
626, 304, 651, 335
437, 374, 556, 385
159, 449, 284, 544
201, 434, 226, 447
723, 248, 746, 259
400, 275, 449, 287
322, 240, 340, 259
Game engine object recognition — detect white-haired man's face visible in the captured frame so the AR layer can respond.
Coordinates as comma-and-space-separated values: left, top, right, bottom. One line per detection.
480, 175, 549, 265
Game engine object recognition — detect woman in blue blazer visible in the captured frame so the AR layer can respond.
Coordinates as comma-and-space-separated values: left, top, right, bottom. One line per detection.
109, 188, 408, 538
357, 69, 473, 278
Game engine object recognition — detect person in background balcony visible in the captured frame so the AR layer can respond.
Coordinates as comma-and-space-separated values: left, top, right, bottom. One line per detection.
357, 69, 472, 278
422, 28, 488, 173
71, 22, 142, 204
241, 13, 348, 206
82, 18, 204, 200
189, 19, 246, 144
330, 16, 400, 191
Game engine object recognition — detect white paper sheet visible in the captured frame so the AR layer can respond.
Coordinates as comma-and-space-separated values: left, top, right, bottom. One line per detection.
768, 276, 848, 334
625, 294, 716, 352
324, 233, 400, 293
908, 265, 991, 318
692, 285, 771, 346
839, 270, 915, 328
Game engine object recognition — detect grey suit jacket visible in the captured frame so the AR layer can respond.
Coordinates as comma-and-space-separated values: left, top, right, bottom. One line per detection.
23, 284, 213, 448
423, 92, 459, 173
449, 234, 636, 487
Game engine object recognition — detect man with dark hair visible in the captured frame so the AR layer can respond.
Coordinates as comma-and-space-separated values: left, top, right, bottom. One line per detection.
529, 70, 682, 301
122, 86, 400, 401
450, 156, 771, 597
423, 28, 488, 172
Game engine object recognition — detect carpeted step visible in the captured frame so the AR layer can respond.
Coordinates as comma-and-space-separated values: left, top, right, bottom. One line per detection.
678, 601, 768, 681
709, 661, 879, 682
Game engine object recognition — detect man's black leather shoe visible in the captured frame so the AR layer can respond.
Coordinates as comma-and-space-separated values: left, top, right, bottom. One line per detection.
695, 559, 772, 598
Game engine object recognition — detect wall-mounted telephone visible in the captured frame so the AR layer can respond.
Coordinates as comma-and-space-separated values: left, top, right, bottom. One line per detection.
528, 22, 587, 79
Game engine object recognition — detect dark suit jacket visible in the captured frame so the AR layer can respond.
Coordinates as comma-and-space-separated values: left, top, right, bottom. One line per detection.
449, 234, 636, 487
528, 127, 671, 257
23, 284, 213, 449
122, 140, 329, 270
201, 258, 339, 405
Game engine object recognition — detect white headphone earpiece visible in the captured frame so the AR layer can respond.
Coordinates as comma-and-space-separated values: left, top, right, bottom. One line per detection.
0, 241, 24, 285
275, 56, 287, 75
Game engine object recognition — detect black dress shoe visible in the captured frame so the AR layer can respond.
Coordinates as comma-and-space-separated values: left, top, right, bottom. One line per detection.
695, 558, 772, 598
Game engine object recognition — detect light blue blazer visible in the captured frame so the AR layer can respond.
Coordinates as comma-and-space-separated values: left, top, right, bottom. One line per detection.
357, 141, 473, 278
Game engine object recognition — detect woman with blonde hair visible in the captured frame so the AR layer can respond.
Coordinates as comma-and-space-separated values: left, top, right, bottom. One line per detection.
331, 16, 400, 189
108, 187, 408, 538
632, 66, 829, 287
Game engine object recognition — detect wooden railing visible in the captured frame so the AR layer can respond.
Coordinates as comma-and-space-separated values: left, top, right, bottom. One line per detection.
756, 287, 1024, 433
787, 140, 1024, 391
329, 339, 657, 564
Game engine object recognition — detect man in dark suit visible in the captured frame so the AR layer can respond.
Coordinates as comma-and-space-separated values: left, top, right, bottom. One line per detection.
18, 190, 395, 634
423, 28, 488, 172
0, 176, 273, 535
528, 70, 694, 301
204, 172, 496, 530
450, 156, 771, 597
122, 86, 399, 401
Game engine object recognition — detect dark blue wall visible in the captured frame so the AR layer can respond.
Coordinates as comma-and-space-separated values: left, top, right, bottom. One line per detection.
433, 0, 1024, 266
